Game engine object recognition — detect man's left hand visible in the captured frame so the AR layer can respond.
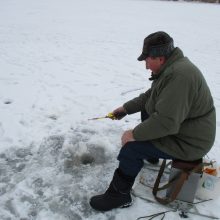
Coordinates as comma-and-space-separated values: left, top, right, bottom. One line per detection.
121, 129, 135, 146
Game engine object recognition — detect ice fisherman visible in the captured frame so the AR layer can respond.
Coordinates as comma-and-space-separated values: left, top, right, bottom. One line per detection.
89, 31, 216, 211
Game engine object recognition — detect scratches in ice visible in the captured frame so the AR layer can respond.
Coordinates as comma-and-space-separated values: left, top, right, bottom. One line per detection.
121, 87, 144, 96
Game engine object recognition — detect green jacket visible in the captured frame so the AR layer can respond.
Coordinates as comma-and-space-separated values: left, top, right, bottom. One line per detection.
123, 48, 216, 160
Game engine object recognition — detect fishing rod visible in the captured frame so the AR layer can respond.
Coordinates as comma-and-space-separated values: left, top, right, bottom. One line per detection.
88, 112, 116, 121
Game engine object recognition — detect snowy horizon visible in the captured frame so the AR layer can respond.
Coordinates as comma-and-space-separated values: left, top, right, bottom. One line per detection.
0, 0, 220, 219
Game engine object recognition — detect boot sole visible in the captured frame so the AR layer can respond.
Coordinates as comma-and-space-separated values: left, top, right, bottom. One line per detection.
90, 198, 133, 211
119, 200, 133, 208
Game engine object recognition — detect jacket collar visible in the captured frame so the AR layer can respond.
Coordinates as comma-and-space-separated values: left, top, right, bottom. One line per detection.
149, 47, 184, 81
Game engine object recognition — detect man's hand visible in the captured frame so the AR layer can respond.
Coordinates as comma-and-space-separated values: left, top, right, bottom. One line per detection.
121, 129, 135, 146
113, 106, 127, 120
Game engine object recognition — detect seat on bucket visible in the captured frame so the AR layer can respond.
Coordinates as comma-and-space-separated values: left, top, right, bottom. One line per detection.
153, 158, 203, 205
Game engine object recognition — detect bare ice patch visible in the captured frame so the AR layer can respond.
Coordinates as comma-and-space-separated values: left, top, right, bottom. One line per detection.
0, 124, 119, 220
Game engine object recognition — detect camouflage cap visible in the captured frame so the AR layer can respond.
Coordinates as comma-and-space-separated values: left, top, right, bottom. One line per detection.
137, 31, 174, 61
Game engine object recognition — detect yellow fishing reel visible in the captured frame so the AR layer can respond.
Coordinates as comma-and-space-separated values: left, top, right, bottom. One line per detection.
106, 112, 116, 120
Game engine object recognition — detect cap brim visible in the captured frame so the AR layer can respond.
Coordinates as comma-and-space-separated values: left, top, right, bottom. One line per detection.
137, 53, 147, 61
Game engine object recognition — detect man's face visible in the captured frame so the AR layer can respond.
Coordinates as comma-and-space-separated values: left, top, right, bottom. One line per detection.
145, 56, 165, 74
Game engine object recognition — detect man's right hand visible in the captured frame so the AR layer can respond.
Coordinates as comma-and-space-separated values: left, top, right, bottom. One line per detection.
112, 106, 127, 120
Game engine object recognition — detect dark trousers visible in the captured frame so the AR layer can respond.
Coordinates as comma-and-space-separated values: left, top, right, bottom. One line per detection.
117, 110, 174, 177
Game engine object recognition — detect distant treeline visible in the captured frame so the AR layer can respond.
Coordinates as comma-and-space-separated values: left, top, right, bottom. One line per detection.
169, 0, 219, 3
189, 0, 219, 2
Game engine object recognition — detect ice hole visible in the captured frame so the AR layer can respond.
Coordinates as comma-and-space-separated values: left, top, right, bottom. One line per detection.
80, 153, 94, 165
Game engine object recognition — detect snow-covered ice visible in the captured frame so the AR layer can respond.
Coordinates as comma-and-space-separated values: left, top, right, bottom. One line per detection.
0, 0, 220, 219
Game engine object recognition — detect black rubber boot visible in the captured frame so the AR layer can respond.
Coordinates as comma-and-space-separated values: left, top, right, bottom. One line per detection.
90, 169, 135, 211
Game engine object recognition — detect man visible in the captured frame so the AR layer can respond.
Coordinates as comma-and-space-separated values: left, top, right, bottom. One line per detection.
90, 31, 216, 211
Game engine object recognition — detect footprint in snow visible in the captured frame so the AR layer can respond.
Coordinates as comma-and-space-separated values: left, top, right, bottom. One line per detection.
4, 99, 13, 104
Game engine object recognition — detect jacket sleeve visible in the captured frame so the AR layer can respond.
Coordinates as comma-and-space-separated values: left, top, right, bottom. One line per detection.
123, 89, 152, 114
133, 75, 194, 140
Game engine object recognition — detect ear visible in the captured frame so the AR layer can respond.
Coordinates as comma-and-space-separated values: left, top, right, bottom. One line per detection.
159, 56, 166, 65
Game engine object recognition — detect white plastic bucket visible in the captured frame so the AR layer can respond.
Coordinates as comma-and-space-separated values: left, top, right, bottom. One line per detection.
196, 173, 220, 200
